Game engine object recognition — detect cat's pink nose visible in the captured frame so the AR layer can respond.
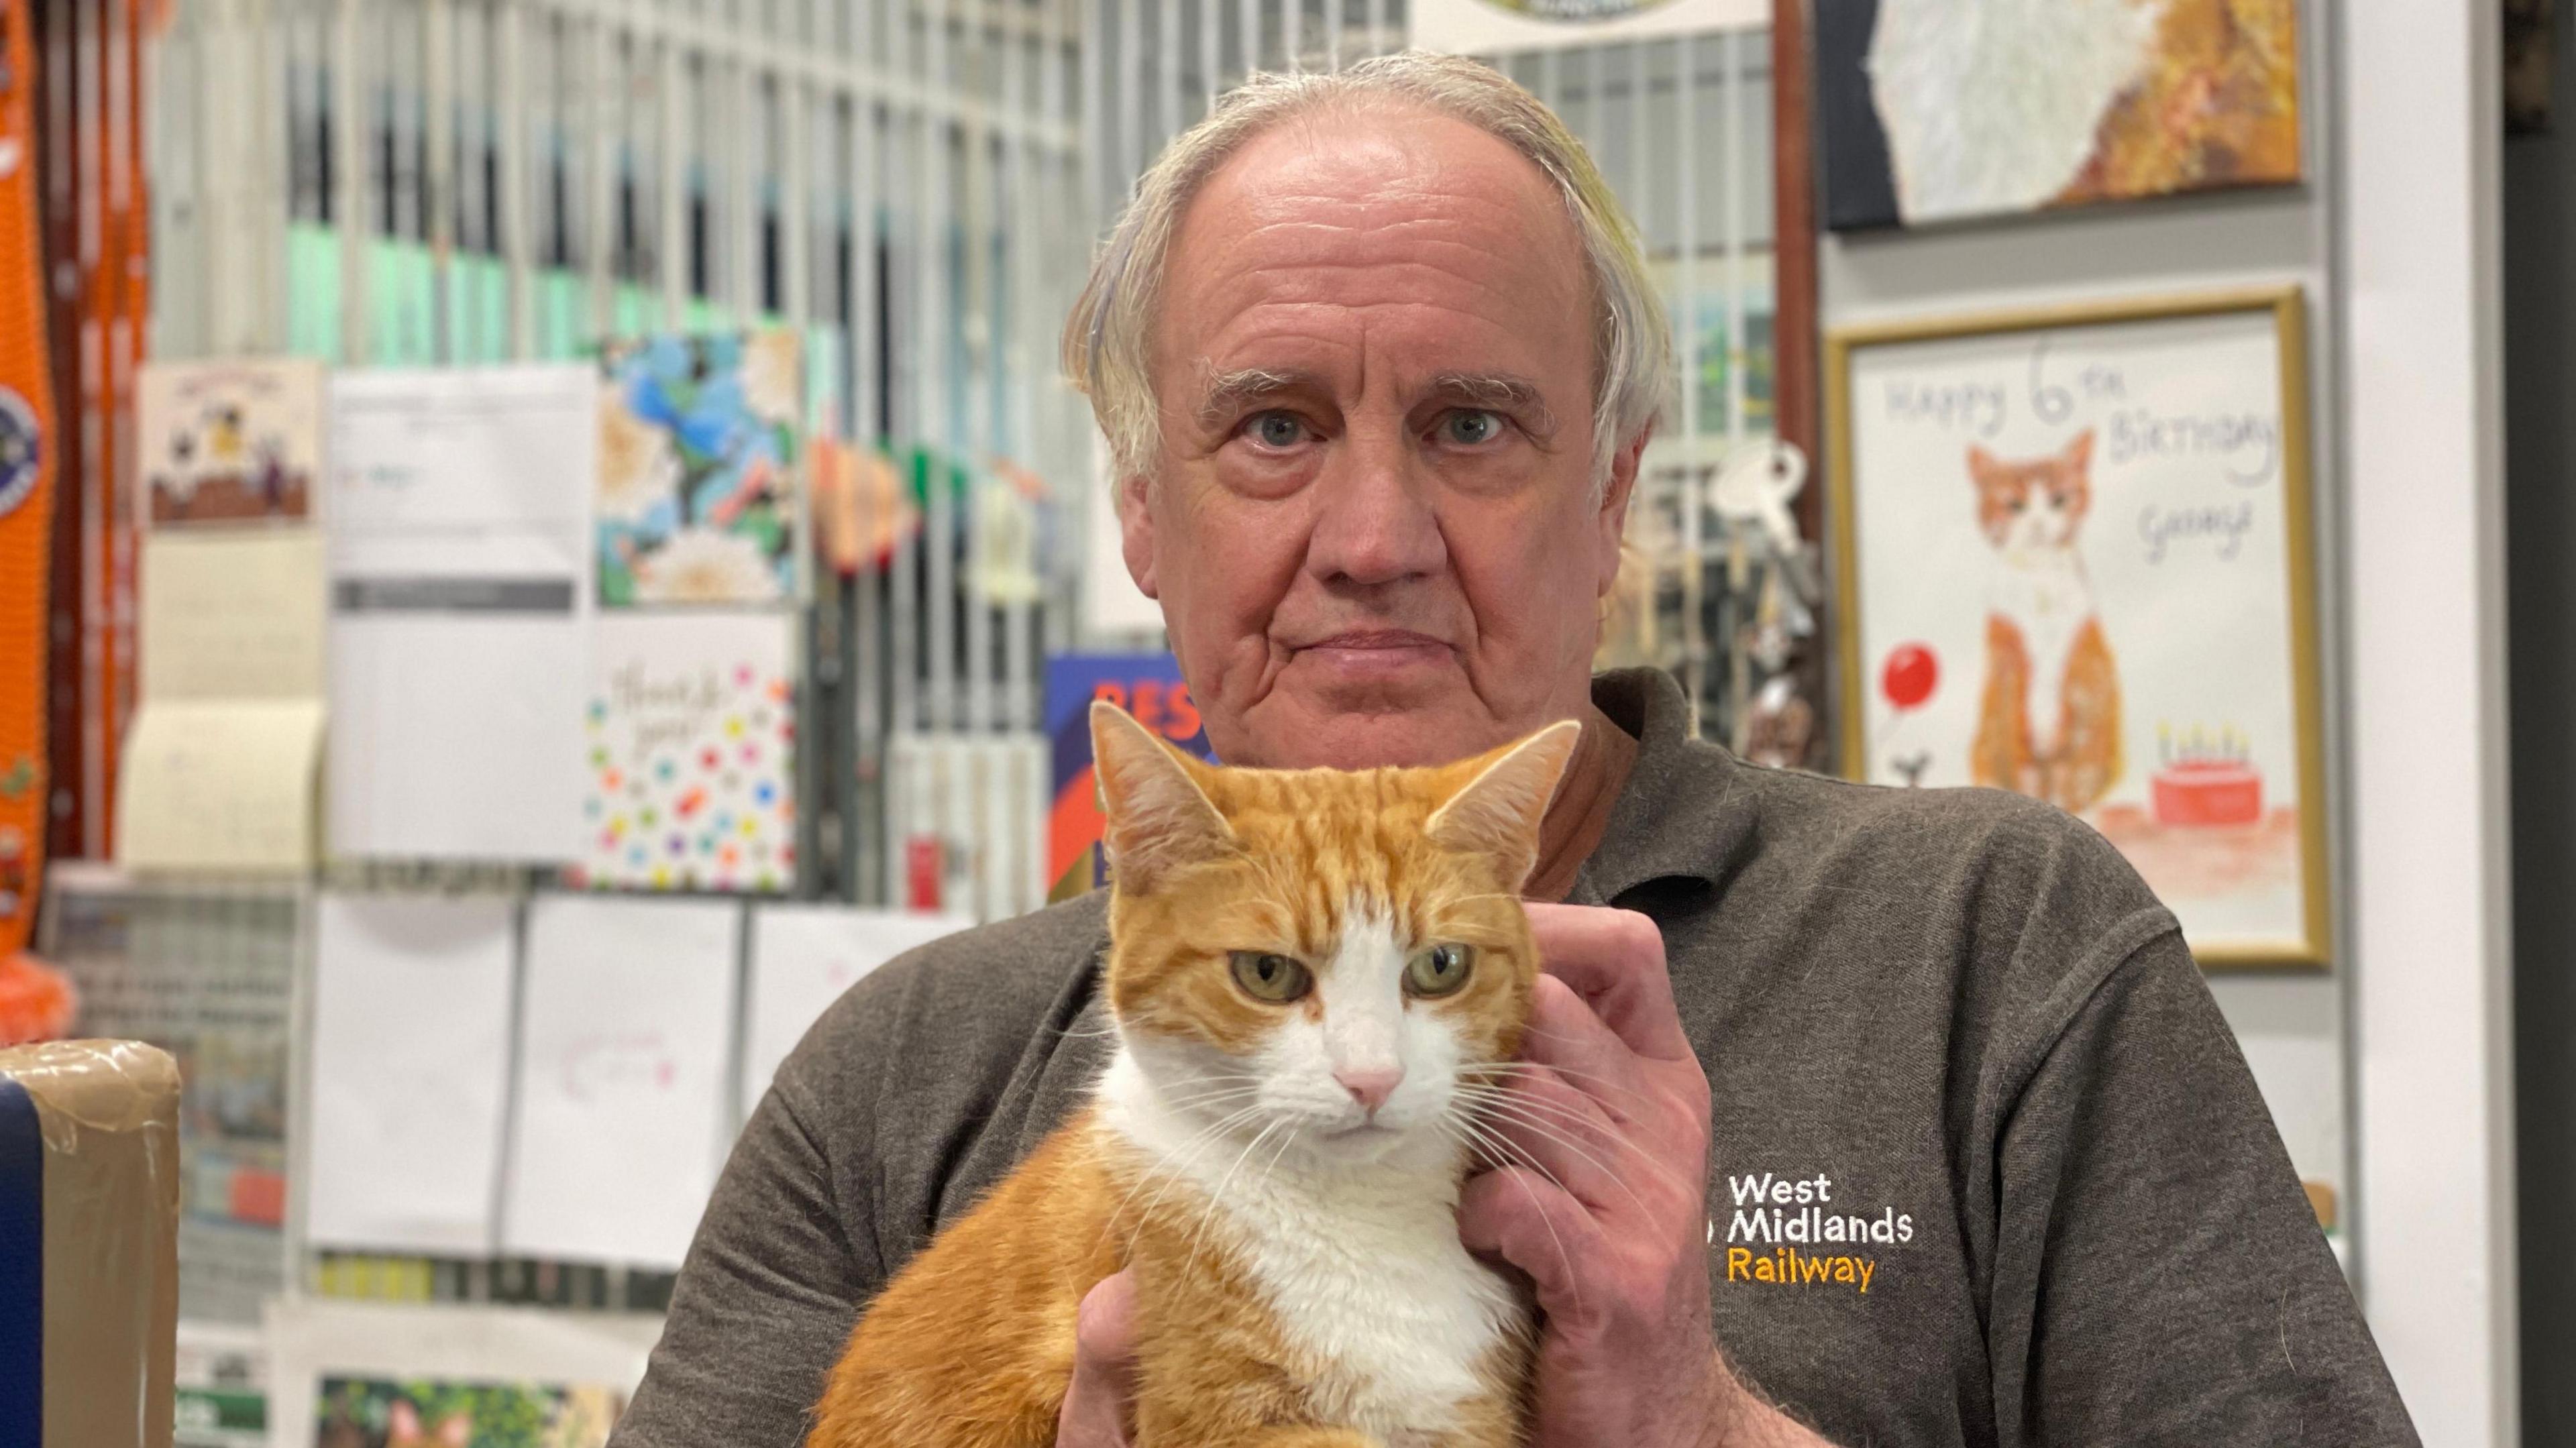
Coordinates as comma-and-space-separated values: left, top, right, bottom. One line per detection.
1334, 1065, 1403, 1115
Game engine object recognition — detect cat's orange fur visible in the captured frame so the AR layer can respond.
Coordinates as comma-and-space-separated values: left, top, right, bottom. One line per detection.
1968, 431, 2123, 815
805, 704, 1578, 1448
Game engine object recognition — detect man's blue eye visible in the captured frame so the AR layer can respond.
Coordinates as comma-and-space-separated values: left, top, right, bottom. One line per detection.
1248, 412, 1305, 447
1444, 410, 1503, 445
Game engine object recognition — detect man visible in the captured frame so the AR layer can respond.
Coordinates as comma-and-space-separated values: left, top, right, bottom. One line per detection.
612, 53, 2416, 1447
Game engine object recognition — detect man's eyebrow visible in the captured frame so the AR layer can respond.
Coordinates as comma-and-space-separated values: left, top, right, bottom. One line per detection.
1189, 366, 1560, 433
1428, 372, 1557, 432
1193, 366, 1315, 424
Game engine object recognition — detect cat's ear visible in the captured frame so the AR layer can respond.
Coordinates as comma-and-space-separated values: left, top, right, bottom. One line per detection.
1091, 700, 1236, 892
1428, 720, 1584, 889
2063, 429, 2095, 470
1966, 444, 1999, 484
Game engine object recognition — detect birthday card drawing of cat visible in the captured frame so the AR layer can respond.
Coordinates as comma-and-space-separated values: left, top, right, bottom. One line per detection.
1815, 0, 2302, 231
1829, 292, 2328, 966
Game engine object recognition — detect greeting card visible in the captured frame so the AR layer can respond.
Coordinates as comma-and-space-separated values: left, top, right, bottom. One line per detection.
138, 358, 326, 526
501, 895, 741, 1268
595, 331, 801, 608
581, 612, 795, 893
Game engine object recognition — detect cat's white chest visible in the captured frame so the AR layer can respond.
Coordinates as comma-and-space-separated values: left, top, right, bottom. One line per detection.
1223, 1174, 1522, 1444
1991, 557, 2094, 754
1099, 1055, 1522, 1444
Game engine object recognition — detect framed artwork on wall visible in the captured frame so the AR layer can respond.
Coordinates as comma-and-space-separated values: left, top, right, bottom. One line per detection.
1826, 287, 2328, 967
1814, 0, 2304, 231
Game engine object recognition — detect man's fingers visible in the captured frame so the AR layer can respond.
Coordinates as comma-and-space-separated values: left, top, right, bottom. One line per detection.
1458, 1165, 1609, 1328
1477, 1041, 1636, 1206
1523, 904, 1693, 1060
1515, 974, 1653, 1119
1075, 1270, 1138, 1366
1059, 1271, 1138, 1447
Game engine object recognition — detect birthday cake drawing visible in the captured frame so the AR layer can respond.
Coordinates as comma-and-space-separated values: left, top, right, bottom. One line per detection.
2151, 725, 2263, 828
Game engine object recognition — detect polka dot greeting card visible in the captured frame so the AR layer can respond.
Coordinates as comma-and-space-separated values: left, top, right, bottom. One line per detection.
580, 611, 796, 893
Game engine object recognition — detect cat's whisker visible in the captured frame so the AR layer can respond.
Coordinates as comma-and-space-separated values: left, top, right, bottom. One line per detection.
1456, 1059, 1657, 1109
1150, 1083, 1269, 1113
1106, 1109, 1256, 1234
1184, 1118, 1287, 1268
1449, 1078, 1666, 1142
1251, 1121, 1303, 1210
1442, 1115, 1584, 1318
1451, 1090, 1679, 1207
1102, 1102, 1269, 1244
1446, 1112, 1573, 1201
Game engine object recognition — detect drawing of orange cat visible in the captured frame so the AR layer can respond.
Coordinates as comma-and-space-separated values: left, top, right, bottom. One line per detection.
1968, 430, 2123, 815
804, 702, 1581, 1448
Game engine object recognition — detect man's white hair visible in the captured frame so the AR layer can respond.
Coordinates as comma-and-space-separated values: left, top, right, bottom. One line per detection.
1061, 50, 1672, 492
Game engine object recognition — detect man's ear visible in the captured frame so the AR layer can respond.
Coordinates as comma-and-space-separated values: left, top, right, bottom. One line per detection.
1091, 700, 1233, 892
1594, 425, 1653, 600
1116, 471, 1161, 600
1428, 720, 1584, 891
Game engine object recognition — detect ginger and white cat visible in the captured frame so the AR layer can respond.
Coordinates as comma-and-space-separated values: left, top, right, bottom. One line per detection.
1968, 431, 2123, 816
806, 703, 1581, 1448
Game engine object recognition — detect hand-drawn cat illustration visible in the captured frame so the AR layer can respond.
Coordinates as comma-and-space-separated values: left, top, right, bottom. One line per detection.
1968, 431, 2123, 815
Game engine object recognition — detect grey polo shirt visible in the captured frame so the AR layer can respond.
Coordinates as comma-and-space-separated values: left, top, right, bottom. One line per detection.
611, 668, 2418, 1448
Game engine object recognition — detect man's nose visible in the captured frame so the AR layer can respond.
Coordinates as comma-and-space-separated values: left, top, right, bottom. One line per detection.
1305, 437, 1446, 588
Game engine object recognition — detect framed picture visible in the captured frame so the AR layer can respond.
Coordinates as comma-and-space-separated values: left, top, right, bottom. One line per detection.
1826, 287, 2327, 968
1815, 0, 2304, 231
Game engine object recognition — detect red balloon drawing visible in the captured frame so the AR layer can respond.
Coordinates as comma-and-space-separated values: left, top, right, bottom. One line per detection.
1882, 644, 1938, 711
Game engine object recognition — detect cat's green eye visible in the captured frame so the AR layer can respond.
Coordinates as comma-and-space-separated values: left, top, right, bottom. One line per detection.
1404, 944, 1475, 997
1229, 951, 1312, 1003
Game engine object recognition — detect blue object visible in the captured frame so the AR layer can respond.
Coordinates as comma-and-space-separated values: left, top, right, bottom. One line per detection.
0, 1078, 42, 1448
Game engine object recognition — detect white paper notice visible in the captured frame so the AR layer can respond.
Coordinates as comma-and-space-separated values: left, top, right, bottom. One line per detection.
138, 529, 329, 704
120, 528, 331, 872
115, 700, 326, 872
741, 906, 971, 1111
327, 365, 596, 863
502, 895, 741, 1270
306, 894, 517, 1256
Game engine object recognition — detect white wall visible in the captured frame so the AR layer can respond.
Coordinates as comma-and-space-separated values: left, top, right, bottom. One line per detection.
1818, 1, 2520, 1440
2339, 0, 2519, 1442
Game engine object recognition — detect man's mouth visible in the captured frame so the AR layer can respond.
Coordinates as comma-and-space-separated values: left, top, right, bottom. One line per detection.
1292, 630, 1451, 673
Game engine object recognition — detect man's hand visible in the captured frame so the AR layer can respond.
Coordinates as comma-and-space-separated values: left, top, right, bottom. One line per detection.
1456, 905, 1824, 1448
1058, 1271, 1139, 1447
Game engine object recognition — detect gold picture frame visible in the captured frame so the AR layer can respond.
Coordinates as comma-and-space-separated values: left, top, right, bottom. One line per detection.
1825, 286, 2328, 969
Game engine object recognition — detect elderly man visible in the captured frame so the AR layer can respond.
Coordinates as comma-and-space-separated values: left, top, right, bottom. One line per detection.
612, 53, 2415, 1448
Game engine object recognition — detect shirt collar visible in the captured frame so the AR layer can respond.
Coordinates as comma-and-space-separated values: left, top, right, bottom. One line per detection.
1571, 669, 1754, 907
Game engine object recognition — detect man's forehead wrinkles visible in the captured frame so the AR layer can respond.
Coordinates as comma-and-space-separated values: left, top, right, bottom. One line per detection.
1208, 233, 1542, 291
1193, 260, 1547, 323
1193, 298, 1547, 367
1230, 188, 1532, 231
